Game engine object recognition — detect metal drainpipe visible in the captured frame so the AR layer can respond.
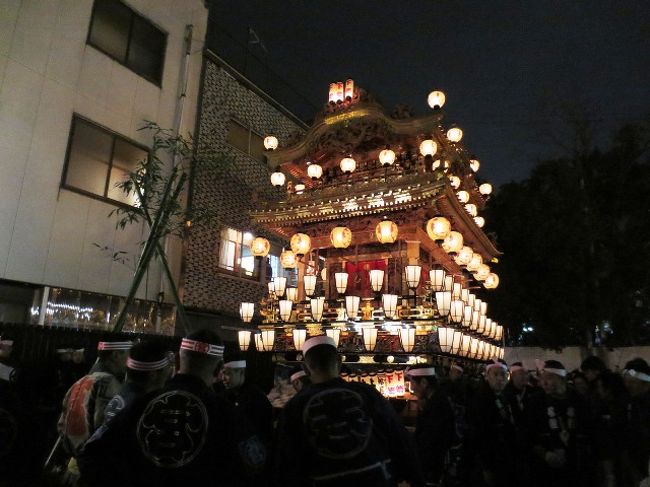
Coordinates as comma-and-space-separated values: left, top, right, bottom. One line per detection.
159, 24, 194, 306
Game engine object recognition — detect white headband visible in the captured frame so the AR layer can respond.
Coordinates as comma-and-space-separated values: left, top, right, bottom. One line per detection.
290, 370, 307, 382
486, 361, 508, 372
224, 360, 247, 369
127, 357, 169, 371
180, 338, 224, 357
302, 335, 336, 354
543, 367, 567, 377
0, 340, 14, 346
97, 341, 132, 351
624, 369, 650, 383
450, 364, 464, 373
406, 367, 436, 377
0, 363, 15, 382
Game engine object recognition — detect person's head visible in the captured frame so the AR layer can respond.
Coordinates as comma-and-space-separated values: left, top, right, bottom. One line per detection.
97, 341, 132, 377
485, 360, 508, 393
406, 366, 438, 399
622, 358, 650, 397
178, 329, 224, 386
290, 367, 310, 393
125, 340, 172, 392
303, 336, 339, 382
581, 356, 606, 383
595, 370, 627, 403
509, 362, 528, 390
571, 371, 589, 396
540, 360, 568, 398
0, 338, 14, 361
449, 364, 464, 382
222, 357, 247, 389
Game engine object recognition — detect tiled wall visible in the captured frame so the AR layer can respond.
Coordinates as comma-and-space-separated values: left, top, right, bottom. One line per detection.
183, 60, 304, 316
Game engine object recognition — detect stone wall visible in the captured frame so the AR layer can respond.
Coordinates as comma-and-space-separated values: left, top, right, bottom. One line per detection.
505, 346, 650, 372
183, 57, 305, 316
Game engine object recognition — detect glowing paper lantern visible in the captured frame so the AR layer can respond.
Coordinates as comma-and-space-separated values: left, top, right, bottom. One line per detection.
272, 276, 287, 297
279, 300, 293, 322
335, 272, 349, 294
399, 327, 416, 352
442, 231, 464, 254
326, 328, 340, 346
375, 220, 398, 244
382, 294, 398, 319
447, 127, 463, 142
455, 246, 474, 266
280, 249, 297, 269
311, 297, 325, 322
263, 135, 278, 150
379, 148, 396, 166
303, 275, 317, 296
345, 296, 360, 319
239, 302, 254, 323
457, 190, 470, 204
419, 139, 437, 157
369, 269, 384, 292
426, 216, 451, 241
362, 327, 378, 352
307, 163, 323, 179
484, 273, 500, 289
293, 329, 307, 351
290, 233, 311, 256
430, 269, 446, 292
479, 183, 493, 195
270, 171, 285, 187
427, 90, 446, 109
238, 330, 251, 351
330, 226, 352, 248
340, 156, 356, 173
250, 237, 270, 257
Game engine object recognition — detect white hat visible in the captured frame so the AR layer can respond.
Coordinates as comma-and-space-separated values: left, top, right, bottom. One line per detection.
486, 359, 508, 372
406, 367, 436, 377
302, 335, 336, 355
224, 360, 247, 369
290, 370, 307, 382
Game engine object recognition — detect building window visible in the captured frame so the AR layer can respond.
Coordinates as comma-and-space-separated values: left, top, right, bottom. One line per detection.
226, 120, 265, 163
62, 116, 148, 206
218, 228, 259, 278
87, 0, 166, 85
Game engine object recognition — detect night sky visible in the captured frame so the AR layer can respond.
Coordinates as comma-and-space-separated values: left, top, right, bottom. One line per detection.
209, 1, 650, 187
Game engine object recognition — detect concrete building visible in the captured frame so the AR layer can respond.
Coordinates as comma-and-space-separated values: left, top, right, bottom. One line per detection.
0, 0, 208, 333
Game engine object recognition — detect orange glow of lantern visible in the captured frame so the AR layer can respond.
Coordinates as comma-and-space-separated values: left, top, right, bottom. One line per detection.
375, 220, 398, 244
330, 226, 352, 248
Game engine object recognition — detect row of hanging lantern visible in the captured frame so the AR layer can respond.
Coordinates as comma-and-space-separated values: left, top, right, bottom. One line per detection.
266, 90, 492, 193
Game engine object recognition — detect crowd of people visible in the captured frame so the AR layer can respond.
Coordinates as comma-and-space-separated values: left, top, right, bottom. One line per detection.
1, 330, 649, 487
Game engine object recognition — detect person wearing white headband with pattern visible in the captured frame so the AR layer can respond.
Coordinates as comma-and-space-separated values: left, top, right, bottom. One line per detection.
406, 365, 454, 486
469, 358, 520, 487
102, 340, 172, 426
621, 358, 650, 486
222, 350, 274, 446
50, 339, 132, 482
78, 329, 267, 487
289, 366, 310, 393
529, 359, 592, 486
275, 335, 424, 487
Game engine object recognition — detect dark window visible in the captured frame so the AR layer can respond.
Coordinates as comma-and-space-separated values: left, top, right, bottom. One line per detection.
226, 119, 266, 163
87, 0, 166, 85
62, 116, 148, 206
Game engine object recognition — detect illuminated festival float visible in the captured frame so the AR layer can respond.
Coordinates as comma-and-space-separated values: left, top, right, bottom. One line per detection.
239, 81, 504, 397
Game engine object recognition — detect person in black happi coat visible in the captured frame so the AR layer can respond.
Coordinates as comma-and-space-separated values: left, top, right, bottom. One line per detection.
275, 335, 424, 487
406, 365, 454, 486
528, 360, 593, 487
468, 359, 518, 487
77, 329, 266, 487
621, 358, 650, 487
221, 352, 274, 446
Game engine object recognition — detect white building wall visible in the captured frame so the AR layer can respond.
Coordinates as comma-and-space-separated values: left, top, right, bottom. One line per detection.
0, 0, 207, 301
